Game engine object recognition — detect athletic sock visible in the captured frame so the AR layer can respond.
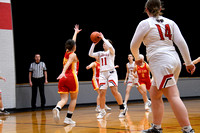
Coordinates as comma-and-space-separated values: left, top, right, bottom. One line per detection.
119, 104, 125, 110
152, 123, 161, 129
56, 106, 61, 111
182, 125, 192, 132
66, 111, 73, 118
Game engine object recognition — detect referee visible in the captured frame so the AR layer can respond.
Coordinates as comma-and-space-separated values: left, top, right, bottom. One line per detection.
29, 54, 48, 109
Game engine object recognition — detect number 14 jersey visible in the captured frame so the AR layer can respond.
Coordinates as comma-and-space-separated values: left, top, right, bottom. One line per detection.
142, 16, 177, 61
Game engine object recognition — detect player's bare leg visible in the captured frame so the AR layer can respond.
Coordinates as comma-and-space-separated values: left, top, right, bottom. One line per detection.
137, 85, 148, 103
97, 89, 107, 119
53, 94, 69, 123
163, 85, 193, 132
96, 89, 100, 106
150, 85, 164, 126
110, 86, 123, 105
57, 94, 69, 108
124, 86, 132, 104
110, 86, 127, 118
137, 85, 151, 110
64, 92, 78, 125
95, 89, 101, 112
68, 92, 78, 112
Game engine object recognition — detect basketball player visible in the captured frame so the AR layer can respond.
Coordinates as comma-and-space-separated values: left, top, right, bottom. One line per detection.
89, 33, 127, 119
0, 76, 10, 115
52, 24, 81, 125
123, 54, 139, 108
132, 54, 151, 111
130, 0, 195, 133
86, 58, 111, 112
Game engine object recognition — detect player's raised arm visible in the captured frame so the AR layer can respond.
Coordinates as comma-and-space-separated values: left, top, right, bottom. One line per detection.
99, 33, 115, 55
72, 24, 82, 42
88, 43, 99, 58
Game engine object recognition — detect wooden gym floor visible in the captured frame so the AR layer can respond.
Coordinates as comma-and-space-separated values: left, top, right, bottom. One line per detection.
0, 99, 200, 133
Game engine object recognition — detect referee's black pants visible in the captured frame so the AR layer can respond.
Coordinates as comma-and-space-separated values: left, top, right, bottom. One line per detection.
31, 77, 46, 108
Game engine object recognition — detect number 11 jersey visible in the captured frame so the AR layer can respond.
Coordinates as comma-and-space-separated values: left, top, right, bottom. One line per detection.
99, 50, 115, 72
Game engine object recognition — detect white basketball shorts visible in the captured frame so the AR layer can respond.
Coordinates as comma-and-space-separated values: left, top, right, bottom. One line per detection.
149, 51, 181, 90
99, 69, 118, 90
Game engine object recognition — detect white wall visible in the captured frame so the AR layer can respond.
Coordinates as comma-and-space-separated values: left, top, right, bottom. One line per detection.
0, 0, 16, 108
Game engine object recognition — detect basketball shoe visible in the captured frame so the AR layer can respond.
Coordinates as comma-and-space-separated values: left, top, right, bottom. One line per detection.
97, 109, 106, 119
105, 105, 111, 111
52, 108, 60, 123
142, 123, 163, 133
145, 100, 151, 111
118, 104, 128, 118
64, 117, 76, 125
182, 129, 195, 133
0, 109, 10, 115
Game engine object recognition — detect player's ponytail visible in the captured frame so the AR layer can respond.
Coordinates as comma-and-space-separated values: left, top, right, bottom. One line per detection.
145, 0, 164, 17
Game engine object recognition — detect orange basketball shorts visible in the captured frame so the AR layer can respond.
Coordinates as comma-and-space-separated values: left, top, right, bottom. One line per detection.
138, 78, 151, 90
58, 72, 79, 94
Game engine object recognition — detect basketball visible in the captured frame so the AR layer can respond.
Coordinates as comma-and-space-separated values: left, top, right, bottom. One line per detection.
90, 31, 101, 43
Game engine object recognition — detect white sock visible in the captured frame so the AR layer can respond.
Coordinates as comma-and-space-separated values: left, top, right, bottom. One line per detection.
152, 123, 161, 129
182, 125, 192, 132
0, 108, 4, 111
67, 110, 73, 114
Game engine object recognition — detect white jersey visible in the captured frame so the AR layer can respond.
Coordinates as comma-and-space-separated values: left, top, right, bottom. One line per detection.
130, 16, 192, 66
99, 50, 115, 72
143, 16, 176, 60
127, 62, 135, 77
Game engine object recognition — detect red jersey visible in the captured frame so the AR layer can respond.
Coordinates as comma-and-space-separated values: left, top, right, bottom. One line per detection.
58, 51, 79, 94
136, 62, 151, 90
92, 61, 100, 79
63, 52, 79, 75
92, 61, 100, 90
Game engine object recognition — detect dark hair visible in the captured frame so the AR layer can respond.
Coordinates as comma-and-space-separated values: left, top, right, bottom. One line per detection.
145, 0, 164, 17
65, 39, 76, 51
107, 39, 113, 44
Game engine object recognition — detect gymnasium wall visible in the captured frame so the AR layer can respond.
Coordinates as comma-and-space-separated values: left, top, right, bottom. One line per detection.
0, 0, 16, 108
16, 78, 200, 109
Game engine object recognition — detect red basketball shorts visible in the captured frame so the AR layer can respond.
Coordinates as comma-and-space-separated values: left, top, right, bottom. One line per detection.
58, 72, 79, 94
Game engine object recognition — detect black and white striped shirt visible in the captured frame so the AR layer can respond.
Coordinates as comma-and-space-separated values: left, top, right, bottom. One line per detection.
29, 62, 47, 78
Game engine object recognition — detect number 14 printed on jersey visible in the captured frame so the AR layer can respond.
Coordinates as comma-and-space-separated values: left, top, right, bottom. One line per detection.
155, 24, 172, 40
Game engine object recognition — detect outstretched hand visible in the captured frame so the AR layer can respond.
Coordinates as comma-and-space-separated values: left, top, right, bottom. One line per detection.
74, 24, 82, 34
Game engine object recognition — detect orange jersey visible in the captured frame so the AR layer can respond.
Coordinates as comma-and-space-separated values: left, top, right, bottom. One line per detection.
63, 51, 79, 75
91, 61, 100, 90
92, 61, 100, 79
58, 51, 79, 94
137, 62, 151, 90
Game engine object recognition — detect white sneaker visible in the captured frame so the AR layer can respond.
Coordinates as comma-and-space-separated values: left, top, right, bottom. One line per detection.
105, 105, 111, 111
119, 104, 127, 118
64, 117, 76, 125
52, 108, 60, 123
95, 106, 101, 113
123, 103, 128, 111
145, 100, 151, 111
97, 109, 106, 119
148, 100, 151, 106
